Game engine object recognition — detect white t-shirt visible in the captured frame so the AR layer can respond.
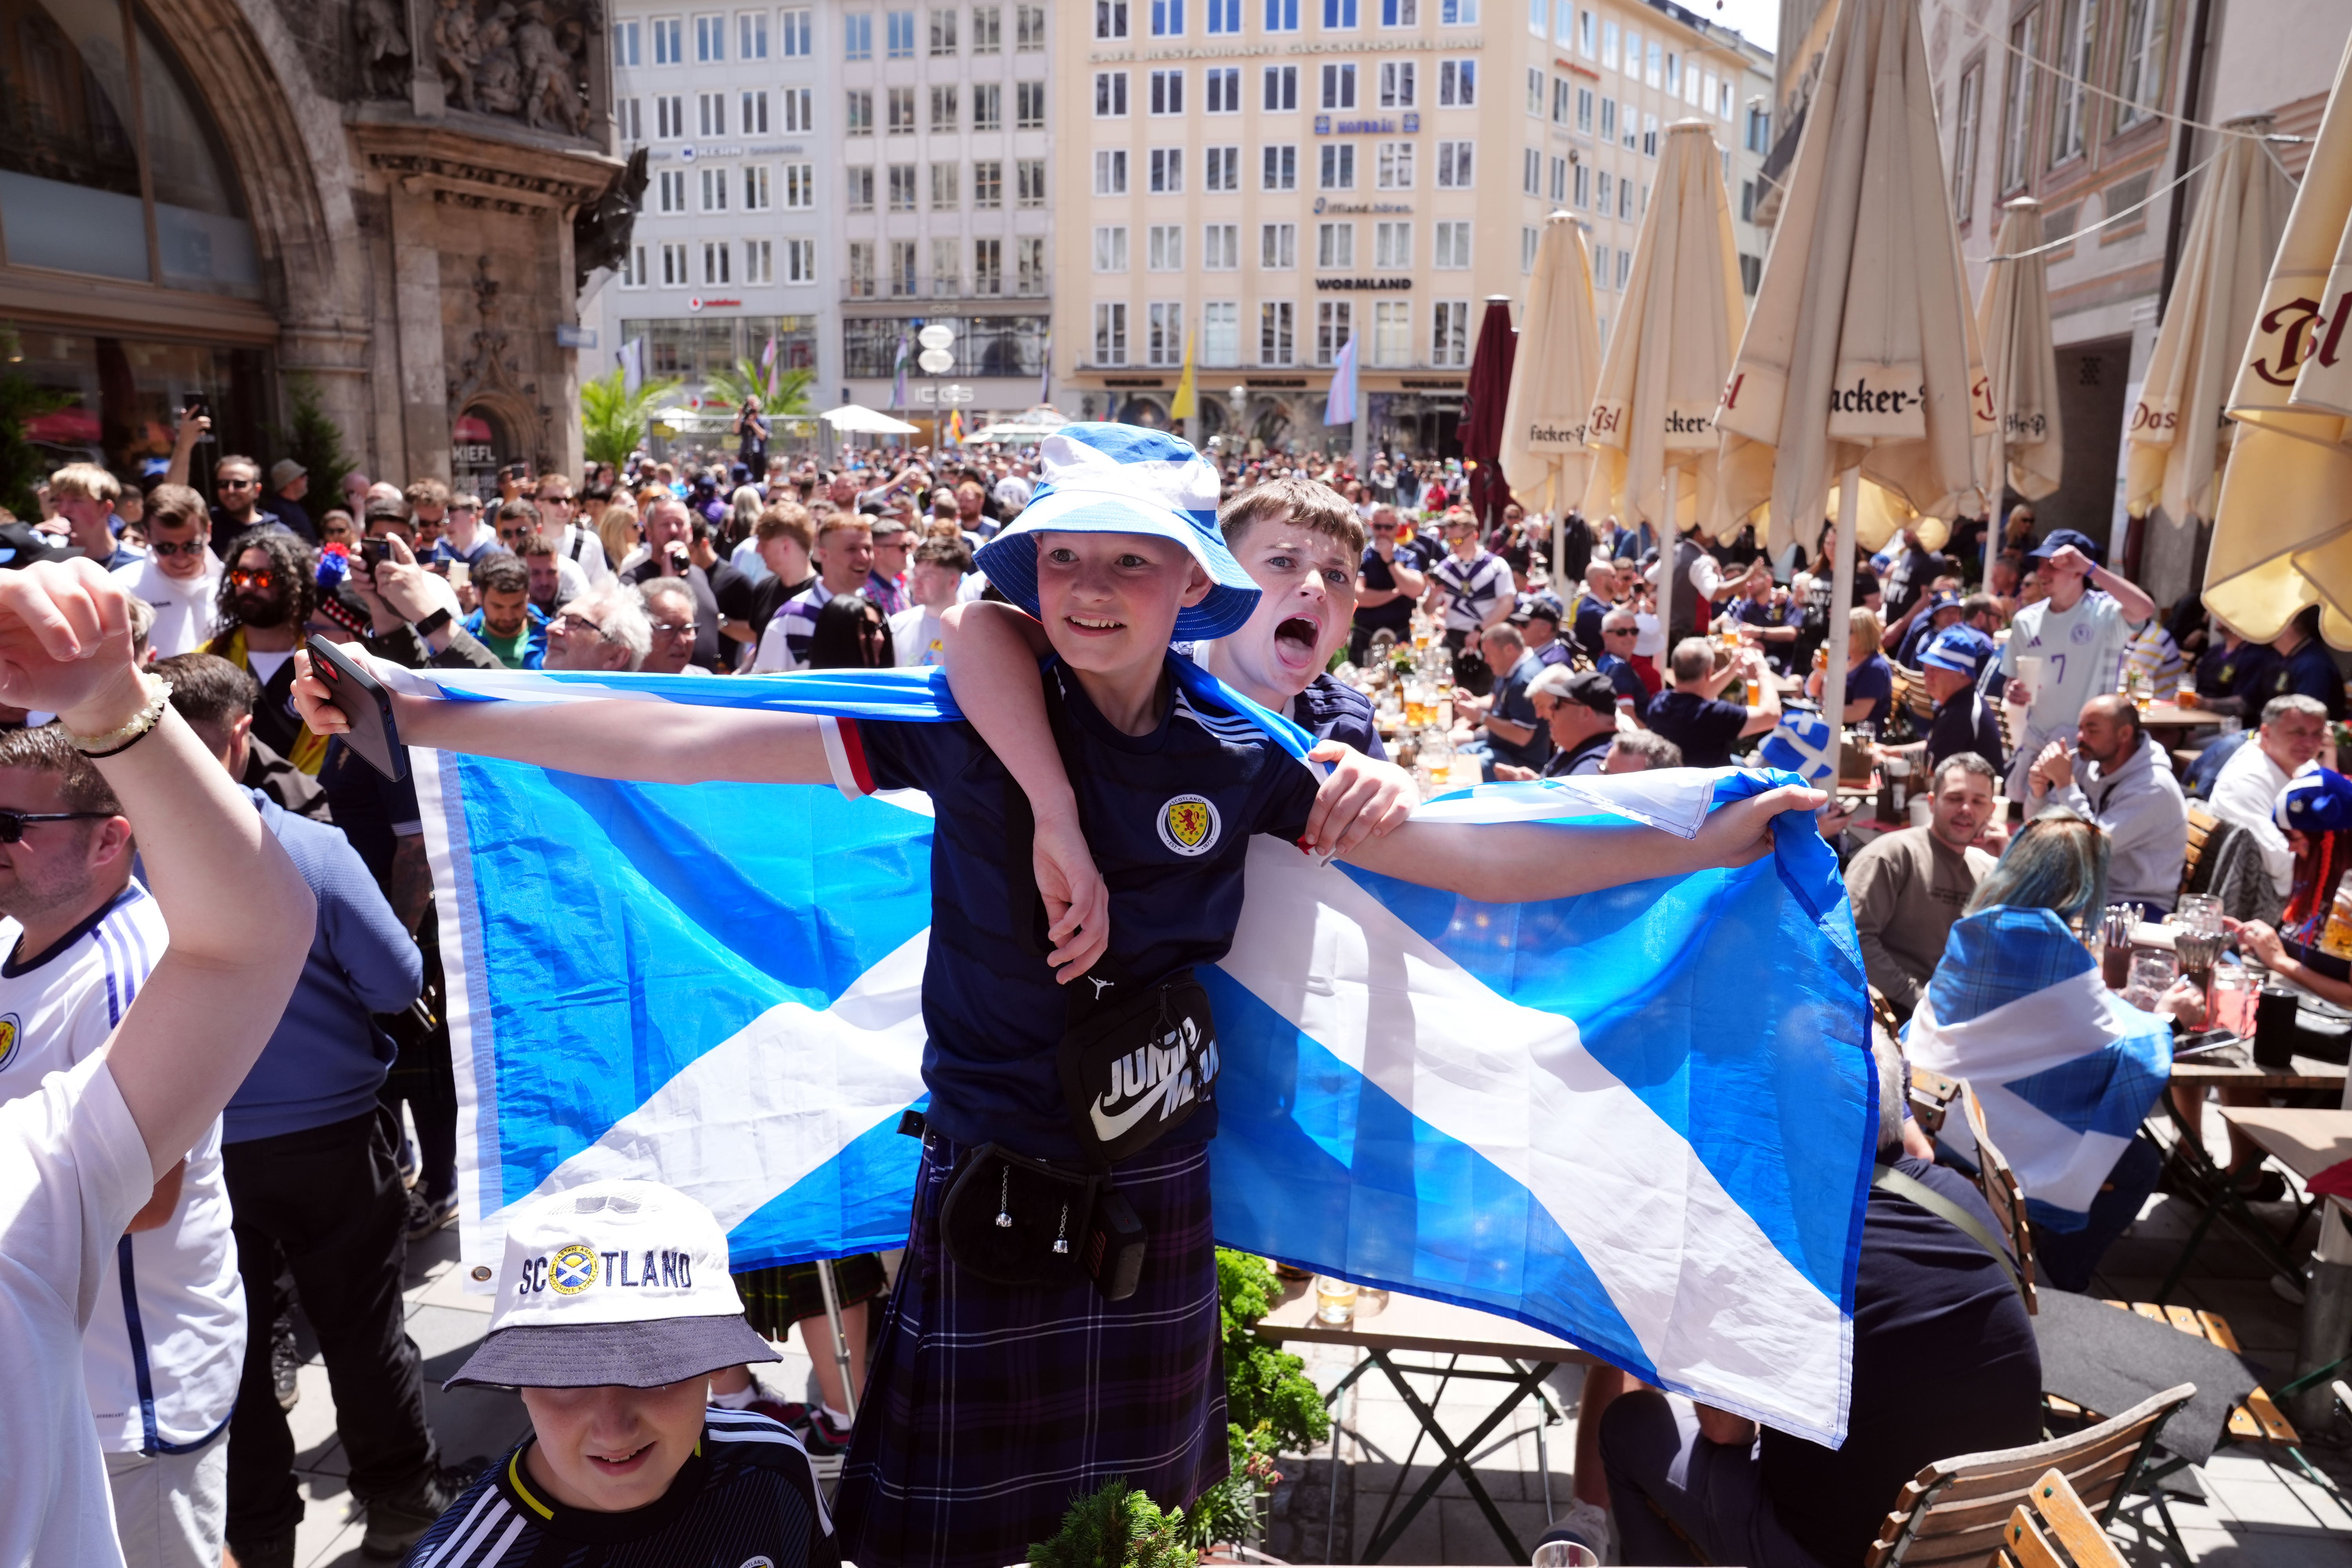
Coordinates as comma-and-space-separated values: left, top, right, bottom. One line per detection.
890, 604, 947, 668
2209, 738, 2308, 897
2000, 590, 2137, 733
110, 555, 221, 660
0, 1051, 154, 1568
0, 885, 244, 1455
559, 523, 613, 587
729, 535, 771, 585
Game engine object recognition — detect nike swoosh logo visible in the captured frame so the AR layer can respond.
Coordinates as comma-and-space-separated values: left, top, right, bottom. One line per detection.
1092, 1070, 1187, 1141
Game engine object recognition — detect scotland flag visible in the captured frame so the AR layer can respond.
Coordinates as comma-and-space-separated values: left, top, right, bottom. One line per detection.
1905, 908, 2173, 1228
394, 660, 1877, 1443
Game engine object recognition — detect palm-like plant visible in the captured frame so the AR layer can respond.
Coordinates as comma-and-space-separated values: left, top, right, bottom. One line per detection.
700, 358, 814, 419
579, 367, 683, 469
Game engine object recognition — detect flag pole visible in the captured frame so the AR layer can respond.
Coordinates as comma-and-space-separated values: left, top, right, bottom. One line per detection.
814, 1256, 858, 1423
1823, 467, 1861, 768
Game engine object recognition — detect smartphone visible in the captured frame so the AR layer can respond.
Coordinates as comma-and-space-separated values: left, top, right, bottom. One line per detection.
361, 537, 391, 570
305, 635, 408, 781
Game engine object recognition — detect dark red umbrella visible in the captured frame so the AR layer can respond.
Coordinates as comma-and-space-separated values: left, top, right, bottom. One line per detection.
1458, 296, 1517, 526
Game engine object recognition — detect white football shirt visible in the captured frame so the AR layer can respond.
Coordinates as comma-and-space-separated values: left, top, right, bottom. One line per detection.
0, 883, 245, 1454
2000, 590, 2137, 732
110, 554, 221, 660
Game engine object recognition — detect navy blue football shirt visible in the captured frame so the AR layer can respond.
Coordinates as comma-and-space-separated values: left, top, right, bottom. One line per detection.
827, 657, 1322, 1159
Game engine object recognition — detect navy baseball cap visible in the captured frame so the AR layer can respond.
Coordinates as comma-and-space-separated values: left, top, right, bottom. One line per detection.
2026, 529, 2102, 565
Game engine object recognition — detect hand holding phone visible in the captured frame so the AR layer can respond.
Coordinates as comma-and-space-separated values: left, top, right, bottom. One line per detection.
303, 635, 408, 780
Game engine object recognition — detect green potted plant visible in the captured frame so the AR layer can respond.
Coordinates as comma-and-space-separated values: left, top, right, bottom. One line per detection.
1028, 1478, 1198, 1568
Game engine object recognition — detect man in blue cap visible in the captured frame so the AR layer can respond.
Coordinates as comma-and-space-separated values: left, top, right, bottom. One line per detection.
1918, 627, 2006, 778
1996, 529, 2156, 799
1893, 587, 1964, 668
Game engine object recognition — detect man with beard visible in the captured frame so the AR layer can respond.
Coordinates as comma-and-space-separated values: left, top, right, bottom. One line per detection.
205, 533, 327, 774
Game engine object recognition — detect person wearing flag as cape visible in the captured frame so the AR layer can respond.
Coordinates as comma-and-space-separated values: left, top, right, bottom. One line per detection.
290, 425, 1818, 1567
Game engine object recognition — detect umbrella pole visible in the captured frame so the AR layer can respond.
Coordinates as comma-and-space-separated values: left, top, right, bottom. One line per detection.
1823, 468, 1861, 752
815, 1256, 858, 1424
1655, 472, 1675, 662
1551, 467, 1565, 595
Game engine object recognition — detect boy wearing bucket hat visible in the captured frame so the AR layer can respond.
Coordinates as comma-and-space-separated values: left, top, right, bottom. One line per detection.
292, 423, 1813, 1568
403, 1178, 837, 1567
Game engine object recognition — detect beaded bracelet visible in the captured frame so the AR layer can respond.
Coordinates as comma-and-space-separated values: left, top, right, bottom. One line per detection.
69, 677, 174, 760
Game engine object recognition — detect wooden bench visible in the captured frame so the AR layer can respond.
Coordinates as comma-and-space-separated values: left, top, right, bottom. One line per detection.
2177, 806, 2220, 898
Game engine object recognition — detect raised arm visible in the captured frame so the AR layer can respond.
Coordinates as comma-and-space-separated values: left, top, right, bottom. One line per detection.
289, 651, 834, 786
0, 563, 316, 1179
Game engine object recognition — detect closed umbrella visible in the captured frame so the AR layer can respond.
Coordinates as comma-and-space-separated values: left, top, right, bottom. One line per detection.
1978, 197, 2065, 510
1458, 296, 1518, 527
1715, 0, 1989, 730
2125, 122, 2295, 531
1499, 212, 1605, 580
819, 404, 922, 436
1583, 118, 1748, 646
2207, 35, 2352, 643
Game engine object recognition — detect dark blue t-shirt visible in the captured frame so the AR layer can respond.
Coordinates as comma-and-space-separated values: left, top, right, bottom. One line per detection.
836, 659, 1322, 1158
1292, 671, 1388, 760
1354, 547, 1416, 634
1644, 688, 1750, 769
1485, 651, 1554, 771
1597, 653, 1648, 722
2267, 638, 2347, 719
1927, 688, 2006, 776
1848, 653, 1895, 728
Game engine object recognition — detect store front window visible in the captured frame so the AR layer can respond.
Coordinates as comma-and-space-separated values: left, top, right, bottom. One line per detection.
2, 319, 264, 485
452, 408, 521, 504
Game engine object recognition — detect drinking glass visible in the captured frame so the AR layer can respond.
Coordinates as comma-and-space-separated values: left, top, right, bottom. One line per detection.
2098, 905, 2138, 989
2210, 963, 2256, 1037
2124, 949, 2180, 1012
2175, 930, 2223, 1000
1531, 1542, 1599, 1568
1314, 1276, 1359, 1325
2176, 893, 2223, 937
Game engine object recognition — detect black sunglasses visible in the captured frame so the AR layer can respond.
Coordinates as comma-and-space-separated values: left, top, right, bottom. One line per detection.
0, 809, 112, 843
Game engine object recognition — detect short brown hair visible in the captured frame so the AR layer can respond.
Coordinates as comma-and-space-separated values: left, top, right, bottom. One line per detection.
817, 514, 872, 549
496, 499, 540, 530
473, 554, 529, 596
144, 484, 208, 532
154, 652, 259, 754
403, 478, 450, 510
913, 537, 973, 573
0, 724, 121, 815
757, 502, 814, 550
1219, 476, 1366, 555
48, 463, 120, 505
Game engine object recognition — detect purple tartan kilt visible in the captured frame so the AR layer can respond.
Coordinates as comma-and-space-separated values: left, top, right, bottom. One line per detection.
834, 1133, 1229, 1568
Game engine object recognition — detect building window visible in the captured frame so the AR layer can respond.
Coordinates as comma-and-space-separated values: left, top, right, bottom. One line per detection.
1266, 0, 1299, 29
1017, 159, 1047, 205
702, 240, 731, 283
1096, 71, 1130, 116
974, 5, 1002, 49
1263, 144, 1298, 189
1207, 67, 1241, 112
887, 9, 916, 56
1600, 18, 1617, 69
975, 160, 1004, 207
975, 237, 1004, 294
1018, 4, 1045, 47
1203, 300, 1240, 365
695, 13, 725, 60
1098, 0, 1130, 37
932, 238, 960, 294
890, 239, 918, 295
1592, 243, 1609, 287
1552, 78, 1571, 124
1575, 85, 1593, 131
744, 238, 773, 283
1321, 62, 1357, 111
740, 10, 769, 58
931, 85, 959, 131
620, 243, 647, 286
1260, 301, 1296, 365
974, 83, 1002, 129
1952, 61, 1983, 219
1746, 104, 1769, 152
1151, 70, 1185, 114
1618, 176, 1633, 218
1596, 169, 1612, 211
1642, 113, 1658, 156
1646, 38, 1661, 88
616, 19, 642, 65
1664, 50, 1678, 97
1374, 220, 1410, 267
1096, 149, 1128, 195
1319, 143, 1356, 189
697, 91, 726, 136
1261, 222, 1297, 268
1380, 61, 1415, 108
1739, 252, 1761, 294
657, 169, 687, 212
1522, 146, 1540, 196
1018, 235, 1047, 291
1204, 223, 1240, 269
888, 164, 917, 210
2056, 3, 2097, 163
1434, 220, 1470, 268
1151, 148, 1184, 191
1432, 299, 1469, 365
1206, 146, 1241, 189
1442, 0, 1476, 18
1436, 141, 1472, 187
1571, 162, 1587, 206
617, 97, 643, 142
2000, 10, 2040, 191
931, 163, 959, 209
2115, 0, 2167, 129
1017, 82, 1046, 127
1209, 0, 1241, 31
1150, 225, 1184, 270
1527, 67, 1543, 115
1439, 59, 1475, 105
1153, 0, 1186, 33
888, 86, 916, 133
1549, 154, 1566, 202
1377, 141, 1414, 188
786, 238, 817, 283
1372, 299, 1411, 365
1316, 300, 1352, 363
742, 90, 770, 134
1521, 225, 1538, 271
1096, 302, 1129, 363
931, 7, 958, 53
1601, 96, 1616, 141
848, 241, 875, 296
1094, 225, 1131, 271
743, 165, 771, 209
1617, 248, 1630, 288
1322, 0, 1358, 28
1265, 65, 1299, 111
1381, 0, 1417, 24
786, 163, 816, 208
1576, 6, 1592, 53
1316, 221, 1354, 269
846, 90, 873, 135
661, 241, 690, 285
846, 166, 875, 209
782, 8, 811, 54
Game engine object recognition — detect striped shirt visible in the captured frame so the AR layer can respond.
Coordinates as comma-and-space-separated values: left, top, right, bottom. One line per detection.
1430, 550, 1514, 635
751, 580, 837, 672
402, 1410, 838, 1567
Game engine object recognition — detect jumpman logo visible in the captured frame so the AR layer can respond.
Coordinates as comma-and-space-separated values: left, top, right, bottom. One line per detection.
1089, 976, 1116, 999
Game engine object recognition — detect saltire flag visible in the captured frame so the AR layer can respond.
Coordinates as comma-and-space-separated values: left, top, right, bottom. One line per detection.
1905, 908, 2172, 1229
1324, 334, 1358, 428
891, 332, 911, 413
615, 336, 646, 397
760, 335, 779, 399
388, 657, 1877, 1443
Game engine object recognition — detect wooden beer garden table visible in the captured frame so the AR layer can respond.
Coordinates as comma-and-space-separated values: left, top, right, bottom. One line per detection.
1253, 1276, 1595, 1563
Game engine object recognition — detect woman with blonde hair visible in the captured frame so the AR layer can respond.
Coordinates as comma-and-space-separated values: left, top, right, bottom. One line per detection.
1804, 606, 1895, 727
598, 493, 642, 573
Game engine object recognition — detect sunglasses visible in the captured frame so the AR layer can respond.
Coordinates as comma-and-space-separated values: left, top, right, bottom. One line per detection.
149, 539, 206, 557
229, 568, 277, 588
218, 479, 257, 491
0, 809, 113, 843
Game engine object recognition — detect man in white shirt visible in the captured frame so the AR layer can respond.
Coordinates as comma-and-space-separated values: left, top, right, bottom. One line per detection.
889, 537, 972, 667
110, 486, 221, 659
534, 474, 611, 587
2209, 694, 2331, 899
0, 726, 242, 1568
0, 559, 311, 1568
1997, 530, 2156, 799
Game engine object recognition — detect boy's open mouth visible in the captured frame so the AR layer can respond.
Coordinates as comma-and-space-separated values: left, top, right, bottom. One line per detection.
1274, 615, 1320, 659
587, 1442, 656, 1473
1064, 613, 1125, 634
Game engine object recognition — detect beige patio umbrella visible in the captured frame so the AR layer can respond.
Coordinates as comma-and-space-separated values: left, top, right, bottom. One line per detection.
1715, 0, 1990, 728
1978, 197, 2065, 509
2205, 34, 2352, 644
2124, 121, 2295, 530
1499, 211, 1604, 578
1582, 118, 1748, 642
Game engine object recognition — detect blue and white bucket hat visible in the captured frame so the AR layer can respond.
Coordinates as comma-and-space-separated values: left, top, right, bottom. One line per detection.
974, 423, 1261, 641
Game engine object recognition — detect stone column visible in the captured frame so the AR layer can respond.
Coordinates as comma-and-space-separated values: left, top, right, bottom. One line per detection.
388, 183, 452, 483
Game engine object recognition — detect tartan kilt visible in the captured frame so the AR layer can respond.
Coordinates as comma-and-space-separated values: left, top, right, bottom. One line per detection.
833, 1132, 1228, 1568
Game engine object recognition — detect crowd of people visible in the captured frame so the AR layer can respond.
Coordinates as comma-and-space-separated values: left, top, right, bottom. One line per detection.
2, 414, 2346, 1568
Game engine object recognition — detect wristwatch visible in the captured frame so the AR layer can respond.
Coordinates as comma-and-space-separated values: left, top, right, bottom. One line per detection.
415, 607, 452, 638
